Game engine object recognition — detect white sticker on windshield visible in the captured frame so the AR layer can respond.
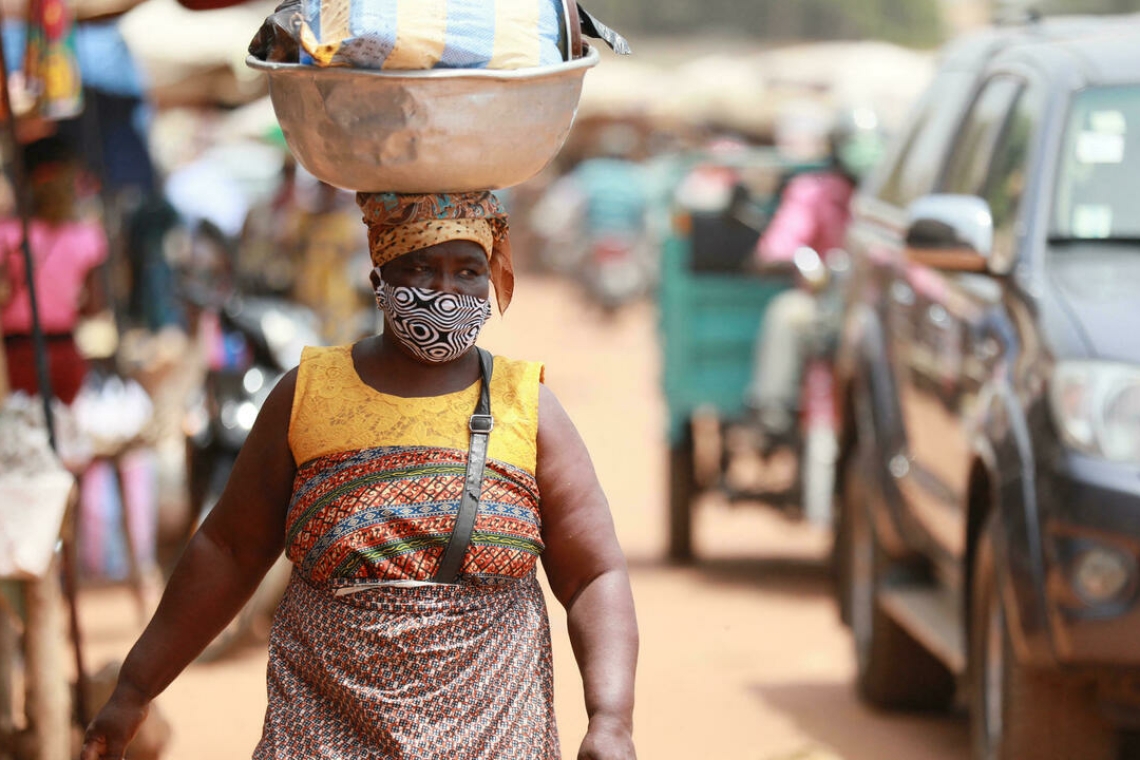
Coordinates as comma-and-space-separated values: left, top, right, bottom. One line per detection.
1076, 132, 1125, 164
1090, 110, 1127, 134
1072, 204, 1113, 238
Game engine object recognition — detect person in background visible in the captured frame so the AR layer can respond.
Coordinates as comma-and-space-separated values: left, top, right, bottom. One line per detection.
744, 107, 885, 442
283, 173, 373, 345
530, 123, 653, 304
81, 190, 639, 760
0, 135, 108, 404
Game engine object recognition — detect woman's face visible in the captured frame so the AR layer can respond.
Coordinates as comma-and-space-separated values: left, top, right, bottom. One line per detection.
376, 240, 490, 299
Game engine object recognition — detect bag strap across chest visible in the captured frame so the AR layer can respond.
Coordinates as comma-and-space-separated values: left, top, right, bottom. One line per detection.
434, 347, 494, 584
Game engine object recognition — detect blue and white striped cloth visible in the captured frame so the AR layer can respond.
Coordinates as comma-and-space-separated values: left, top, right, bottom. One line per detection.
300, 0, 566, 70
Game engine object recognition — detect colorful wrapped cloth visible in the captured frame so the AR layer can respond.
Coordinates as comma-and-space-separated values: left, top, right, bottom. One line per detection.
254, 569, 558, 758
357, 191, 515, 313
298, 0, 567, 70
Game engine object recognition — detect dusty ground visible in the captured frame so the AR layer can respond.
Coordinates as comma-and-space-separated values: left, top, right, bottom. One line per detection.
73, 274, 970, 759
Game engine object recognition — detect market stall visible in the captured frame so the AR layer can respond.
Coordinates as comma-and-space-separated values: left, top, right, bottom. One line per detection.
0, 0, 96, 754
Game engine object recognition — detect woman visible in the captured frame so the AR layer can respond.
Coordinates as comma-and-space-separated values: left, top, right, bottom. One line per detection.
81, 191, 639, 759
1, 135, 108, 404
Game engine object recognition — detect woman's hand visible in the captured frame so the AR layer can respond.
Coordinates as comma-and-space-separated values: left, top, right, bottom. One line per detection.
80, 683, 151, 760
578, 713, 637, 760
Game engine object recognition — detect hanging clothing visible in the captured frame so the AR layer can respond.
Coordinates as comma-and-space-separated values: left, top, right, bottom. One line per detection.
0, 218, 107, 335
1, 218, 108, 403
254, 344, 559, 758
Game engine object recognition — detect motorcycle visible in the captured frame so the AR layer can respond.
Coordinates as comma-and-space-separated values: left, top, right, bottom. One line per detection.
579, 231, 655, 314
182, 293, 321, 660
709, 245, 848, 526
789, 246, 847, 526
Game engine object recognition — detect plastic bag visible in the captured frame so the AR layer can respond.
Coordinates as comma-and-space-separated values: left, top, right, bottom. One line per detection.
72, 373, 154, 457
298, 0, 567, 70
0, 395, 75, 580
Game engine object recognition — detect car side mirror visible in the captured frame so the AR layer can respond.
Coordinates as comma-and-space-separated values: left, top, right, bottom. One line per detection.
904, 194, 994, 273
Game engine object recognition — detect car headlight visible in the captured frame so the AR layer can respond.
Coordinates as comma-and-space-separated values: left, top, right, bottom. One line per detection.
1050, 361, 1140, 463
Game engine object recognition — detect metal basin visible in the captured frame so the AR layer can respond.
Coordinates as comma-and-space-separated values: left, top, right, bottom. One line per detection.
245, 46, 599, 193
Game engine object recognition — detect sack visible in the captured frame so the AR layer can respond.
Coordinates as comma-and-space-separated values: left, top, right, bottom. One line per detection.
0, 395, 75, 580
299, 0, 568, 70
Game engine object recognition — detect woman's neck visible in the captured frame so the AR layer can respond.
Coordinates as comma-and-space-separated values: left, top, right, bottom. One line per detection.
351, 335, 482, 398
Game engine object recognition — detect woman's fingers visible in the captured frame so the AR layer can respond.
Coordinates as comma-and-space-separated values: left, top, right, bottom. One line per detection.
81, 727, 130, 760
79, 734, 108, 760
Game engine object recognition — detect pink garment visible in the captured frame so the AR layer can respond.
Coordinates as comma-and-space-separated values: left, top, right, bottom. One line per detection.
756, 172, 855, 265
0, 218, 108, 334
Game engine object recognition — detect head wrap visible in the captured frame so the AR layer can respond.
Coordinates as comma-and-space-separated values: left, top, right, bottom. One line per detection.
357, 191, 515, 313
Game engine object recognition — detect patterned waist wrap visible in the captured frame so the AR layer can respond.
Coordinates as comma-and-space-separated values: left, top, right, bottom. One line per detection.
254, 569, 559, 758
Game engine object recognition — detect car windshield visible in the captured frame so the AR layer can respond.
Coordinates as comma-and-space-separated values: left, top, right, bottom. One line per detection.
1052, 85, 1140, 241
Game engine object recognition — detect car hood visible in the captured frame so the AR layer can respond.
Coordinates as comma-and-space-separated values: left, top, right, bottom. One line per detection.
1045, 246, 1140, 363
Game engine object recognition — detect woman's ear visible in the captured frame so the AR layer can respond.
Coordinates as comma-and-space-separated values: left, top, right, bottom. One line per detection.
369, 267, 383, 291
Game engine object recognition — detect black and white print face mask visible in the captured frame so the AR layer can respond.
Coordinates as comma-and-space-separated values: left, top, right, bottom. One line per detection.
374, 278, 491, 364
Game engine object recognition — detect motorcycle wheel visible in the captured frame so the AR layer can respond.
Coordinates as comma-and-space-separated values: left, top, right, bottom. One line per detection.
800, 426, 837, 527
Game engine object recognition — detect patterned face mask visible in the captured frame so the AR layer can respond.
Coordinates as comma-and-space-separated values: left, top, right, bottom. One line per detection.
374, 278, 491, 364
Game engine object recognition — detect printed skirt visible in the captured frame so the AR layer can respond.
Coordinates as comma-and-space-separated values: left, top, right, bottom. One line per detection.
253, 569, 559, 759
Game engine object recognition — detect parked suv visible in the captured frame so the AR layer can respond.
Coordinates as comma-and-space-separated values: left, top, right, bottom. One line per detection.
832, 15, 1140, 760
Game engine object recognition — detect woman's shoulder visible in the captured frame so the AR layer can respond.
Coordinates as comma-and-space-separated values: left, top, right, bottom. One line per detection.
293, 344, 357, 394
490, 353, 545, 385
299, 343, 352, 366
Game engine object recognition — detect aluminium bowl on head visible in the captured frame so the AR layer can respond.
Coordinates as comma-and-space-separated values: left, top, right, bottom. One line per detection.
245, 46, 600, 194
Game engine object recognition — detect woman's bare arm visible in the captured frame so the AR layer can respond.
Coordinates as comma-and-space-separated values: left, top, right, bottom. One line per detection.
81, 369, 299, 759
537, 384, 638, 760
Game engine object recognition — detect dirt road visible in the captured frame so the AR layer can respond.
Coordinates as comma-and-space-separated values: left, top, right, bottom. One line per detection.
75, 274, 970, 759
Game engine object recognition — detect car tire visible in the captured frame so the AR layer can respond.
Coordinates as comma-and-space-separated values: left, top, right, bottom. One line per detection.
969, 515, 1117, 760
848, 442, 954, 709
667, 417, 697, 563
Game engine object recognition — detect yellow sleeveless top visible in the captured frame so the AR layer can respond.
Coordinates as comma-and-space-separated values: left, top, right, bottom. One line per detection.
285, 345, 546, 583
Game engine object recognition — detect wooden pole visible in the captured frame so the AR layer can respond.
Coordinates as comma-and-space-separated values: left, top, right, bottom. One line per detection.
22, 557, 70, 760
0, 592, 15, 758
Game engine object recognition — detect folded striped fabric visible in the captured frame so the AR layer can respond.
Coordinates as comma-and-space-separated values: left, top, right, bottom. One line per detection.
299, 0, 567, 70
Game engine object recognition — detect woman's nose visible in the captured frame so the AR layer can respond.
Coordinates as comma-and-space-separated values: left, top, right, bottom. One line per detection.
430, 271, 462, 294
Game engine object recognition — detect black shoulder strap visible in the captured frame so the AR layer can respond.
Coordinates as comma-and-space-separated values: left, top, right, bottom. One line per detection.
434, 348, 494, 584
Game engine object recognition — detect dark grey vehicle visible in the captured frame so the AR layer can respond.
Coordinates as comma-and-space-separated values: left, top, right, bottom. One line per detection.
832, 17, 1140, 760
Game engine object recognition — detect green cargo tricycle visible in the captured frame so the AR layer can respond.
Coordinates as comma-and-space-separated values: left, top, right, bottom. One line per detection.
655, 148, 838, 562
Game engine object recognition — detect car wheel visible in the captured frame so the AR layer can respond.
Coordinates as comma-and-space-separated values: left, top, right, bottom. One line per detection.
970, 516, 1116, 760
848, 448, 954, 709
667, 417, 697, 563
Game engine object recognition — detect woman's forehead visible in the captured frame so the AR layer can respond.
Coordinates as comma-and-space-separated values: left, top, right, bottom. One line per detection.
394, 239, 487, 264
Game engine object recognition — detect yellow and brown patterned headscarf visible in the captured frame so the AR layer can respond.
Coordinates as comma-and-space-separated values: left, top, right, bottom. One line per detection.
357, 191, 515, 313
